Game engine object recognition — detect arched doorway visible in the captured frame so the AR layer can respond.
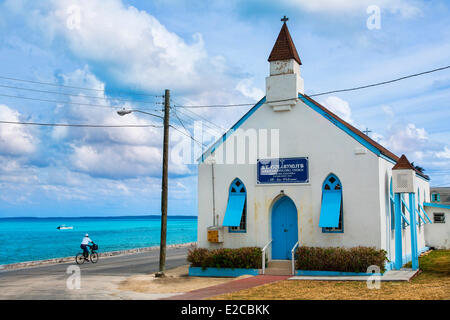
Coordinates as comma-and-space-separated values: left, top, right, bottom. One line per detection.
271, 196, 298, 259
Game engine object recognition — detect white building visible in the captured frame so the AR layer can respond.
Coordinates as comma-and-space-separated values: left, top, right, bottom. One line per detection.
197, 21, 434, 270
424, 187, 450, 249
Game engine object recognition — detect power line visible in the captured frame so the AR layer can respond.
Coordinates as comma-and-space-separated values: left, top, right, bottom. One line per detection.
172, 109, 190, 136
174, 107, 224, 135
175, 104, 226, 131
0, 93, 160, 111
309, 65, 450, 97
174, 65, 450, 107
0, 75, 163, 98
0, 83, 159, 105
175, 102, 255, 108
0, 120, 163, 128
169, 124, 206, 147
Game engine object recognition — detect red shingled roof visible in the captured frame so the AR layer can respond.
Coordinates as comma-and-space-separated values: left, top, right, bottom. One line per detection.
268, 22, 302, 65
300, 94, 429, 180
392, 154, 416, 170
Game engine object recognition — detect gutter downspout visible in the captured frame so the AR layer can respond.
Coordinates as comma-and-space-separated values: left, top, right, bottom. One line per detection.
211, 162, 216, 226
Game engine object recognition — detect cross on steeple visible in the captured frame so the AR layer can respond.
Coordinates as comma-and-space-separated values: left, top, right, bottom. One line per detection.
281, 16, 289, 23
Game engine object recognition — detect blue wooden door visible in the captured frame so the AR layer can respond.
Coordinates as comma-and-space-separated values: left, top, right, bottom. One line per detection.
271, 197, 298, 259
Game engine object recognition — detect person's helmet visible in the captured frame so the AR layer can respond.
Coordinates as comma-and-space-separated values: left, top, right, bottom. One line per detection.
85, 234, 89, 237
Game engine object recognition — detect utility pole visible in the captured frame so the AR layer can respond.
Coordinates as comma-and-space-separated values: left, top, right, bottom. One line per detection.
156, 89, 170, 277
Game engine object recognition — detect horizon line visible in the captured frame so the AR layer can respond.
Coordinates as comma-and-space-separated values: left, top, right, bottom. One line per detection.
0, 214, 198, 219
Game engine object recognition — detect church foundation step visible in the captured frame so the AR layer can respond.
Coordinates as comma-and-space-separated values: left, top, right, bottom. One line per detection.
265, 260, 293, 275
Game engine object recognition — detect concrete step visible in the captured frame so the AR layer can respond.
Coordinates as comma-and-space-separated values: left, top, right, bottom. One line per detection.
264, 267, 293, 276
265, 260, 293, 275
267, 260, 291, 268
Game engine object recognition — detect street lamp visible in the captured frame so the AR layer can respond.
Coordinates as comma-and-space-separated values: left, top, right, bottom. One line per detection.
117, 108, 163, 119
116, 89, 170, 277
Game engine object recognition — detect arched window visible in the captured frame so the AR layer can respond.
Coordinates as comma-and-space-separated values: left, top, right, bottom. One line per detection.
390, 178, 395, 230
319, 174, 343, 233
222, 178, 247, 232
417, 188, 422, 227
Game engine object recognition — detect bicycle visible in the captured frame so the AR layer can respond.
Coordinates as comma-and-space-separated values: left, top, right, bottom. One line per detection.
75, 243, 99, 264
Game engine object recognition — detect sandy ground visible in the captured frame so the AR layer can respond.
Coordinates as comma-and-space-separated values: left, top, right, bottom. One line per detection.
118, 265, 252, 294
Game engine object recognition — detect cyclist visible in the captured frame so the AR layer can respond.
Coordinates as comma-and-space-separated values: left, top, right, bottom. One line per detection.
80, 234, 93, 260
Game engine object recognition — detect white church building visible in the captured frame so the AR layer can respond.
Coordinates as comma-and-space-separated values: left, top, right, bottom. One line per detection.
196, 20, 433, 271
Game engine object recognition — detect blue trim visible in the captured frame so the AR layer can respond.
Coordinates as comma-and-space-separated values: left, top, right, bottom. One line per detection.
394, 193, 403, 270
228, 229, 246, 233
298, 95, 383, 158
419, 204, 433, 223
295, 270, 383, 276
385, 260, 395, 271
423, 202, 450, 209
416, 173, 430, 182
199, 97, 266, 163
198, 93, 412, 168
409, 193, 419, 270
400, 194, 410, 227
416, 208, 427, 224
380, 153, 397, 165
402, 247, 429, 265
189, 267, 260, 277
390, 178, 395, 230
322, 228, 344, 234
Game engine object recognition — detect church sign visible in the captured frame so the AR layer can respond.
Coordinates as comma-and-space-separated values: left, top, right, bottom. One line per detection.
257, 157, 309, 184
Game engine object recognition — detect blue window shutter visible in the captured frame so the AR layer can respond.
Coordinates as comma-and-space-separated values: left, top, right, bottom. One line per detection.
222, 194, 246, 227
319, 191, 342, 228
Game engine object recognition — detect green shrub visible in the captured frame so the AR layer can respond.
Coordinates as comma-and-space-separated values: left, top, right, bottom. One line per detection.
187, 247, 262, 270
296, 246, 388, 273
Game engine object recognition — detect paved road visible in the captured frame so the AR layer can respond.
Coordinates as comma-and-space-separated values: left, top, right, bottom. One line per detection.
0, 246, 190, 299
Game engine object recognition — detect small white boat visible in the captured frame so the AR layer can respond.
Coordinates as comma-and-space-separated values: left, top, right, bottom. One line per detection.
57, 225, 73, 230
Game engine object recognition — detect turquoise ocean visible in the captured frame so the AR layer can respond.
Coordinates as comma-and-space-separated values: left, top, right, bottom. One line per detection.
0, 216, 197, 265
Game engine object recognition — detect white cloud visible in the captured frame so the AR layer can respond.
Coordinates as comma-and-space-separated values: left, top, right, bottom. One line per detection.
50, 68, 191, 179
236, 79, 264, 101
0, 104, 37, 156
380, 123, 428, 159
436, 147, 450, 160
24, 0, 221, 92
283, 0, 421, 18
321, 96, 354, 124
381, 105, 395, 118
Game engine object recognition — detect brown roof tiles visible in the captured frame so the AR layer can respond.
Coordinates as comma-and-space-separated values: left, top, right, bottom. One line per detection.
392, 154, 416, 170
268, 22, 302, 65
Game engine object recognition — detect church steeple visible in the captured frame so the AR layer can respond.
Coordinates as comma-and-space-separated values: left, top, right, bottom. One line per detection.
268, 18, 301, 65
265, 17, 304, 111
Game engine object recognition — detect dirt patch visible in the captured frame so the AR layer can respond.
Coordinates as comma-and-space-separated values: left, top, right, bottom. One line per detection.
118, 265, 252, 294
211, 250, 450, 300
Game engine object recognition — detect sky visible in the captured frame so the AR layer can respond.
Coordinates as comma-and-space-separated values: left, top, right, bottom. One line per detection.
0, 0, 449, 217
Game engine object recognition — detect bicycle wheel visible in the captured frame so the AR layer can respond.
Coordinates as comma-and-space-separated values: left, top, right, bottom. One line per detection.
75, 253, 85, 265
90, 251, 99, 263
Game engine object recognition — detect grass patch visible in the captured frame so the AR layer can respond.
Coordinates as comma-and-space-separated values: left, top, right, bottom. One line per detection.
211, 250, 450, 300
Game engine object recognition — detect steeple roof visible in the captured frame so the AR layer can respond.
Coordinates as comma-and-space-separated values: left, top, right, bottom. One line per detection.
392, 154, 416, 170
268, 22, 302, 65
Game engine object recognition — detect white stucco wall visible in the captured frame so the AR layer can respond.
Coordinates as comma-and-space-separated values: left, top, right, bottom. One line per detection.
424, 207, 450, 249
198, 97, 386, 256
